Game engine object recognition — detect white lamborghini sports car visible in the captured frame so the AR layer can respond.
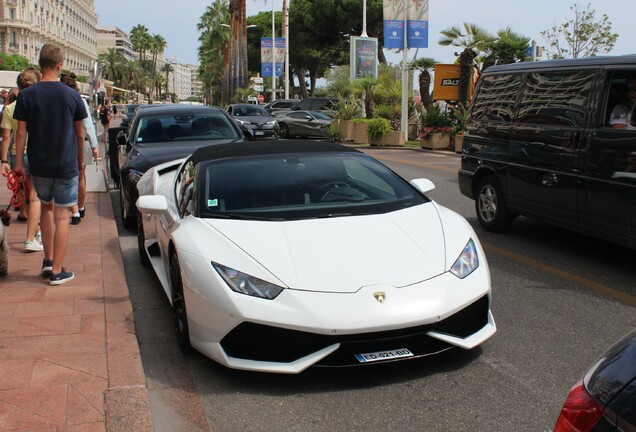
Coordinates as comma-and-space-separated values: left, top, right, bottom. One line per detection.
136, 140, 496, 374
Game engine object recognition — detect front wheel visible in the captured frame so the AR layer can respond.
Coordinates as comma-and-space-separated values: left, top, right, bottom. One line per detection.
170, 250, 191, 351
475, 177, 513, 232
279, 123, 289, 138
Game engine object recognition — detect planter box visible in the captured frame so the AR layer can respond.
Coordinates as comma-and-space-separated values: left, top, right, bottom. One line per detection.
331, 119, 355, 142
453, 134, 464, 153
421, 133, 450, 150
353, 122, 368, 144
370, 130, 405, 147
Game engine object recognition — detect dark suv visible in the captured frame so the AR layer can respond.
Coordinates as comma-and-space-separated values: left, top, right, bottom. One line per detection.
459, 55, 636, 249
292, 97, 337, 113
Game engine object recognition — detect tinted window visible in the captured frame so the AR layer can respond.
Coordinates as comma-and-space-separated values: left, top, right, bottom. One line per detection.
176, 160, 195, 217
516, 71, 594, 127
199, 153, 427, 220
134, 113, 238, 144
470, 74, 521, 122
232, 106, 270, 117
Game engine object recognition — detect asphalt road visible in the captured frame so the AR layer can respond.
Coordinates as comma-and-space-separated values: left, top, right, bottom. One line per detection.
111, 145, 636, 432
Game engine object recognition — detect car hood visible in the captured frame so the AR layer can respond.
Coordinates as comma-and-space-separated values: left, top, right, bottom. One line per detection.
204, 204, 446, 293
128, 141, 232, 172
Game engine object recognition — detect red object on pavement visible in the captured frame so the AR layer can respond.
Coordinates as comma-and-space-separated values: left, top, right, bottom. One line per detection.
6, 169, 28, 208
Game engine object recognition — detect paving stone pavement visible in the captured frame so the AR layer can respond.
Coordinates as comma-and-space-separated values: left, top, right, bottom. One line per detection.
0, 131, 152, 430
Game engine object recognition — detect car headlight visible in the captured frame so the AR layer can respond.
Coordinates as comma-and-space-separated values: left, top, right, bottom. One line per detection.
234, 118, 248, 125
450, 238, 479, 279
212, 262, 284, 299
129, 169, 144, 185
266, 121, 276, 125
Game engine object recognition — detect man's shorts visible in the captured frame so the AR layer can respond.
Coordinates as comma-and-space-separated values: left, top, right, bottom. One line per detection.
31, 175, 78, 207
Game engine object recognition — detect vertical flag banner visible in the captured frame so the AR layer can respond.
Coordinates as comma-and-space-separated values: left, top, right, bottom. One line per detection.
261, 38, 285, 78
383, 0, 428, 49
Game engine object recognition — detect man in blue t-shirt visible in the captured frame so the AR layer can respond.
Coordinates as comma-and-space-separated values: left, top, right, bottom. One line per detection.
13, 43, 87, 285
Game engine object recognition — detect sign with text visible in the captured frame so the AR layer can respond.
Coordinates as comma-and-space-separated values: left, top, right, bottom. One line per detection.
350, 37, 378, 80
260, 38, 285, 77
383, 0, 429, 49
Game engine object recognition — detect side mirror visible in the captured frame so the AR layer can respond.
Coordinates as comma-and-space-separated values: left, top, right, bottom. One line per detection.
410, 178, 436, 194
116, 130, 126, 146
241, 125, 255, 140
136, 195, 168, 215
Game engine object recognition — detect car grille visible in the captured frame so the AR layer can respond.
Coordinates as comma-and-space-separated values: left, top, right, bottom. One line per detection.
220, 295, 490, 366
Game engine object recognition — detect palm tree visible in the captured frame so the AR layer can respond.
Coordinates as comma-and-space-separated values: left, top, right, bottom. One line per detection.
482, 28, 530, 68
149, 34, 167, 100
225, 0, 248, 104
97, 48, 126, 84
352, 76, 378, 119
409, 57, 436, 109
439, 23, 494, 106
130, 24, 151, 65
161, 63, 174, 97
197, 0, 230, 104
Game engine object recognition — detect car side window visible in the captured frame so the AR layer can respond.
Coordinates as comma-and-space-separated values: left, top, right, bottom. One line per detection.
176, 160, 195, 217
516, 71, 595, 127
470, 74, 521, 122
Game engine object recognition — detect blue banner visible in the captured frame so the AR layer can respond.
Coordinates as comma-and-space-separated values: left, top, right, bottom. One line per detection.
260, 38, 285, 78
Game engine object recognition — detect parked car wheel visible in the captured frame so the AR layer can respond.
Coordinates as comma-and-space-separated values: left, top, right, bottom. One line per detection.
279, 123, 289, 138
136, 215, 151, 267
119, 184, 136, 230
475, 176, 513, 232
170, 250, 191, 351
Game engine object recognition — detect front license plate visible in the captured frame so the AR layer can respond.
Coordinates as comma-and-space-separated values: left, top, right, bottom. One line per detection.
255, 131, 265, 136
354, 348, 413, 363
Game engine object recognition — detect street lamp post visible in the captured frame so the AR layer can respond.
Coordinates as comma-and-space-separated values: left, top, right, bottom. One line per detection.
271, 0, 276, 102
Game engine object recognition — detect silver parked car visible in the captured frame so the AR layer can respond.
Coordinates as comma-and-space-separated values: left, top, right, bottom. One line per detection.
226, 104, 279, 139
275, 110, 332, 138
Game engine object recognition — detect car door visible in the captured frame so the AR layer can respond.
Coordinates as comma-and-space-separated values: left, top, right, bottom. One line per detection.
581, 68, 636, 245
507, 69, 597, 230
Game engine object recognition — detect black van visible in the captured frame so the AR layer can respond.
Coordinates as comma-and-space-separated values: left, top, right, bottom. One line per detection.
458, 55, 636, 249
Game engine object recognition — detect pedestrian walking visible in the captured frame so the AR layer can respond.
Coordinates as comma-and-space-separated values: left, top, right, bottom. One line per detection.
13, 43, 87, 285
99, 99, 111, 145
60, 72, 99, 224
1, 69, 42, 251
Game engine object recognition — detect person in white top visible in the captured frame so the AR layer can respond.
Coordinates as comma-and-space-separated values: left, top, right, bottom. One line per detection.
60, 73, 99, 225
609, 76, 636, 130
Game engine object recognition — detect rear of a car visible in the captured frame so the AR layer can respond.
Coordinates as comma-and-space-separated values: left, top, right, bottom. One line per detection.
554, 329, 636, 431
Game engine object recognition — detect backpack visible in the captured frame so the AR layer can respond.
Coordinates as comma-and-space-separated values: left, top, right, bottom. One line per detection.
100, 106, 110, 125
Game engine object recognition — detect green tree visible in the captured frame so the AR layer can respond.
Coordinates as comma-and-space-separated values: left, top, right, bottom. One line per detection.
439, 23, 494, 106
541, 3, 618, 59
97, 48, 126, 84
149, 34, 167, 100
130, 24, 151, 64
481, 28, 530, 68
409, 57, 436, 109
0, 53, 31, 71
197, 0, 230, 104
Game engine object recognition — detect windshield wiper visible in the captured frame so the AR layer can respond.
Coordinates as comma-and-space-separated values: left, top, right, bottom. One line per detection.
205, 212, 283, 221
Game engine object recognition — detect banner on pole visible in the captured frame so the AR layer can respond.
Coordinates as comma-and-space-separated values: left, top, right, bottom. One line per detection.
260, 38, 285, 77
383, 0, 428, 49
350, 37, 378, 80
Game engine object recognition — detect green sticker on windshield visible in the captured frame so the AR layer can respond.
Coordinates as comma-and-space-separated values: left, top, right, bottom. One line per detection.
208, 199, 219, 207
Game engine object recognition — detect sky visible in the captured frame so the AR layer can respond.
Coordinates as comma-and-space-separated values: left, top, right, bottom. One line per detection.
95, 0, 633, 69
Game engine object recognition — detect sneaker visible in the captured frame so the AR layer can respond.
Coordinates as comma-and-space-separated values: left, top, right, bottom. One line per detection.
50, 268, 74, 285
41, 259, 53, 275
70, 216, 81, 225
79, 208, 86, 218
24, 239, 43, 252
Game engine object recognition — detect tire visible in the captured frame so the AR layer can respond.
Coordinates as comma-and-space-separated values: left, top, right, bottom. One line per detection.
475, 176, 513, 232
119, 181, 136, 230
170, 250, 191, 351
279, 123, 289, 138
136, 215, 151, 267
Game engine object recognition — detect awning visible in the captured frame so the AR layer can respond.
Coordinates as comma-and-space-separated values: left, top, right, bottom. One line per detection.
106, 84, 136, 93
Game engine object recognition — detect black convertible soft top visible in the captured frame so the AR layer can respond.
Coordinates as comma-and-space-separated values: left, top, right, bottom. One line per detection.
189, 140, 361, 165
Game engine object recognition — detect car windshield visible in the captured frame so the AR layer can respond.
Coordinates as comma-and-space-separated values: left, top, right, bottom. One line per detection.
197, 152, 428, 220
233, 106, 269, 117
134, 113, 239, 144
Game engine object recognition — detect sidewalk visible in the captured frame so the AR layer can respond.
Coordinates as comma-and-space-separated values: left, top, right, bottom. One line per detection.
0, 139, 152, 429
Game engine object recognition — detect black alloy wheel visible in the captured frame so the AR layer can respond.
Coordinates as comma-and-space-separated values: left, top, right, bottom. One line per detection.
279, 123, 289, 138
170, 250, 191, 351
